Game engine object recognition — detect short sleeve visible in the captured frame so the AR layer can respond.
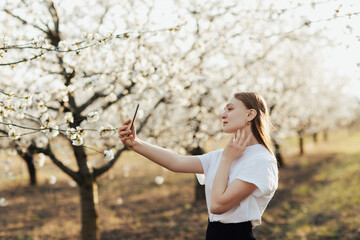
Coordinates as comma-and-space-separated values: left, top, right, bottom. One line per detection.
236, 155, 278, 196
195, 149, 222, 185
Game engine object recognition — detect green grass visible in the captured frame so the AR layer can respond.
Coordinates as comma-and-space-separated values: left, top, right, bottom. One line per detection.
255, 129, 360, 240
287, 153, 360, 239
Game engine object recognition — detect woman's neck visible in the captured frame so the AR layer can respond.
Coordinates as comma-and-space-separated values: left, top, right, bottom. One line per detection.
243, 126, 260, 146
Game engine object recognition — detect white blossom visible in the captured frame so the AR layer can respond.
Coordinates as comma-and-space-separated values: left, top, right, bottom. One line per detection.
67, 85, 75, 93
40, 113, 50, 125
154, 176, 165, 185
62, 94, 69, 103
6, 92, 14, 100
76, 126, 87, 137
98, 125, 116, 137
14, 102, 25, 112
38, 101, 48, 113
47, 123, 59, 137
123, 165, 130, 177
16, 112, 25, 119
24, 96, 32, 106
117, 197, 124, 205
66, 128, 80, 140
0, 107, 8, 118
36, 153, 46, 167
0, 198, 8, 207
105, 92, 117, 103
35, 135, 49, 148
68, 180, 77, 187
49, 175, 57, 185
64, 112, 74, 123
87, 111, 99, 122
104, 149, 114, 161
8, 128, 19, 140
72, 134, 84, 146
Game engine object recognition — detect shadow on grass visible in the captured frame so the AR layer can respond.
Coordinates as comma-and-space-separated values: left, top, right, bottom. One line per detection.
254, 151, 360, 240
0, 183, 79, 239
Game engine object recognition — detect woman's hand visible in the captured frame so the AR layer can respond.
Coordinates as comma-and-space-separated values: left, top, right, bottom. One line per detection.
222, 129, 252, 162
118, 119, 137, 148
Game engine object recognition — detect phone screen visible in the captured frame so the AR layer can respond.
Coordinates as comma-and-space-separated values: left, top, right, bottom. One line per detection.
128, 102, 139, 130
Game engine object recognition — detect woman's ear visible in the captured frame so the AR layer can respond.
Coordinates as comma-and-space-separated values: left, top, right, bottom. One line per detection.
247, 109, 257, 121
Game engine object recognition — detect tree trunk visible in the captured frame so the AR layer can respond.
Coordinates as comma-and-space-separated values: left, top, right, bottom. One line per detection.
313, 132, 318, 143
79, 180, 100, 240
194, 175, 206, 202
272, 138, 284, 167
24, 154, 37, 186
298, 130, 304, 156
188, 147, 206, 203
323, 129, 328, 141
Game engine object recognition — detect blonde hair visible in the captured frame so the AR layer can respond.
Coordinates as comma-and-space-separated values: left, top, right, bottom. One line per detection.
234, 92, 273, 155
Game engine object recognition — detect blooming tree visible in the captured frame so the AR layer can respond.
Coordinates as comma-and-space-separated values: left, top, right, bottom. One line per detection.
1, 0, 360, 239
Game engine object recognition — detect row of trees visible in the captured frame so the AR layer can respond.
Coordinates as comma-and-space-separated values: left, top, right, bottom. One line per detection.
1, 0, 359, 239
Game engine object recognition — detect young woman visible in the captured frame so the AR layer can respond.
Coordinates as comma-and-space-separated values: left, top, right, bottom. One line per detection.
118, 92, 278, 240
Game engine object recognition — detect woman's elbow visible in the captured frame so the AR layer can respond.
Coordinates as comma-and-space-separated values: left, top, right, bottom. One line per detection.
210, 203, 227, 215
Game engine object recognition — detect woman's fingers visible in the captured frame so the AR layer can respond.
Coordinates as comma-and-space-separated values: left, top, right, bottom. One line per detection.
228, 133, 235, 145
233, 129, 242, 144
118, 129, 131, 137
119, 120, 131, 130
118, 120, 133, 135
118, 120, 137, 148
233, 129, 251, 148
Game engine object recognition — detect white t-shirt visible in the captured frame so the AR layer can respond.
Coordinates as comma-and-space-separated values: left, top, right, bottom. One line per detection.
196, 144, 278, 227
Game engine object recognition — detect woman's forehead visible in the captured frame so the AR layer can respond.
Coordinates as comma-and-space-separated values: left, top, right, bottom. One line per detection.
226, 97, 245, 107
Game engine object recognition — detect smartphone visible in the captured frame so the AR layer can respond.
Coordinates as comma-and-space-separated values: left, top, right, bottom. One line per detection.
127, 102, 140, 131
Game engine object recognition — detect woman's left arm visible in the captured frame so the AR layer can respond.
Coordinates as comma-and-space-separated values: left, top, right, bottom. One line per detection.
210, 130, 257, 215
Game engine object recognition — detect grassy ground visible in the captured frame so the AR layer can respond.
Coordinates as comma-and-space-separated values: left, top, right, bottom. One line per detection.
255, 130, 360, 240
0, 130, 359, 240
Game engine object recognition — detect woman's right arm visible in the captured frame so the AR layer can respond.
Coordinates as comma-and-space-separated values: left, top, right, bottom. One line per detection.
118, 120, 204, 174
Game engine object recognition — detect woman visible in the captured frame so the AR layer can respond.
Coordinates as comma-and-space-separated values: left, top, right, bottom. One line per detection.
118, 92, 278, 240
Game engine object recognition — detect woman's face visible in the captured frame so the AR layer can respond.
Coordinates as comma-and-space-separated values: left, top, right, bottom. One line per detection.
221, 97, 249, 134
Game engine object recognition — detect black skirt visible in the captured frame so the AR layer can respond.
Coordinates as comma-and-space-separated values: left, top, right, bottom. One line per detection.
205, 220, 256, 240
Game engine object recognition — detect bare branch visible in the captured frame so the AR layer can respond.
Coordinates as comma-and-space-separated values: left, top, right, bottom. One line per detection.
264, 11, 360, 39
39, 143, 81, 183
95, 7, 109, 33
4, 9, 48, 34
47, 1, 60, 35
78, 92, 107, 114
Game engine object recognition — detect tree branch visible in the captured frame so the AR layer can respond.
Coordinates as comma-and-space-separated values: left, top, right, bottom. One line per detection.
0, 52, 45, 66
93, 96, 166, 178
39, 143, 81, 183
4, 9, 48, 34
78, 92, 107, 114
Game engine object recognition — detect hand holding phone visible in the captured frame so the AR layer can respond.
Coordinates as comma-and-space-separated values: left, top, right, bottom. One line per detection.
127, 102, 139, 131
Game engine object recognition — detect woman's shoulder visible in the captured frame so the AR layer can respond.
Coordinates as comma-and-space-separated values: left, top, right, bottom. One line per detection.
243, 144, 276, 163
205, 148, 224, 159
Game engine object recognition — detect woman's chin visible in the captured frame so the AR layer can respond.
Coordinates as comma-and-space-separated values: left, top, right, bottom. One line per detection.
223, 126, 244, 134
222, 128, 234, 134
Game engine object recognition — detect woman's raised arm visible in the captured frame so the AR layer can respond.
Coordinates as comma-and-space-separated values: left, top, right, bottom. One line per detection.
118, 120, 203, 174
